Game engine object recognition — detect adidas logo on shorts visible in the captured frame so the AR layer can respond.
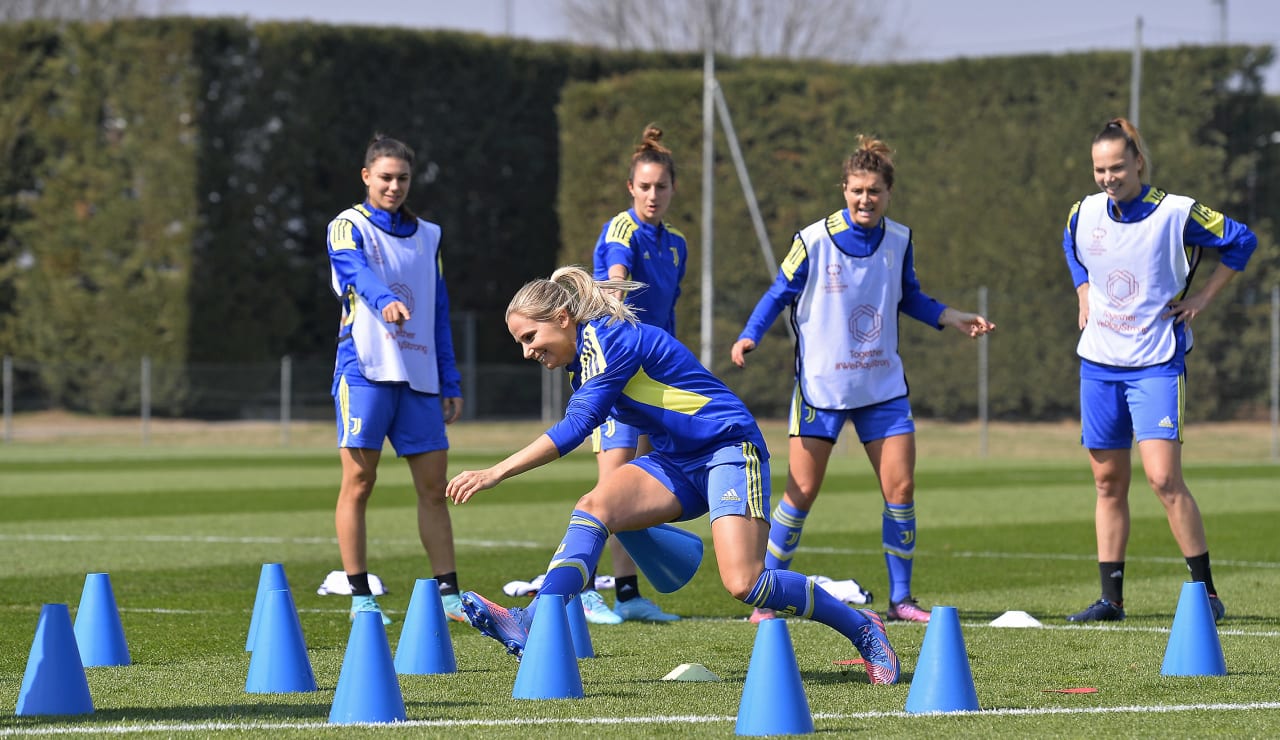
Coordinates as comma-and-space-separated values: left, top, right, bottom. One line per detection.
1158, 416, 1175, 429
720, 488, 741, 502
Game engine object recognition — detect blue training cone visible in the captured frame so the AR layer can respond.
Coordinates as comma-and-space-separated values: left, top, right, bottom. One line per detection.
73, 572, 131, 667
394, 578, 457, 675
566, 593, 596, 659
1161, 581, 1227, 676
615, 524, 704, 593
16, 604, 94, 717
905, 605, 980, 713
329, 609, 406, 723
246, 562, 290, 651
735, 618, 812, 735
512, 593, 583, 699
246, 589, 318, 693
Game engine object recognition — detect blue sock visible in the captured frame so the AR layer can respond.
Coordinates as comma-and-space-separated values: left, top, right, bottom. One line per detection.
764, 500, 809, 570
745, 568, 870, 641
883, 502, 916, 603
538, 510, 610, 599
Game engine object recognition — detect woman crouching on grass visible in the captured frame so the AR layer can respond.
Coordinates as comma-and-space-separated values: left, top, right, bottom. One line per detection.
445, 266, 900, 685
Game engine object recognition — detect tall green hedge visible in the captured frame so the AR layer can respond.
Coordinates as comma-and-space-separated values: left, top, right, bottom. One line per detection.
0, 17, 697, 415
0, 16, 1274, 420
557, 48, 1279, 420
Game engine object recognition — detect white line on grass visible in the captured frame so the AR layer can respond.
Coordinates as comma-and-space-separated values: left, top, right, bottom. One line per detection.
2, 533, 1275, 570
2, 702, 1278, 735
798, 545, 1280, 570
0, 533, 543, 549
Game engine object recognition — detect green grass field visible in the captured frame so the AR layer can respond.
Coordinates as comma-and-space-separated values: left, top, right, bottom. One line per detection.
1, 419, 1278, 737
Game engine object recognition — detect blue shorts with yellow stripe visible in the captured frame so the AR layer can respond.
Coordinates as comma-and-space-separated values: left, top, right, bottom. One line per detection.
789, 388, 915, 444
1080, 374, 1183, 449
629, 442, 770, 523
591, 417, 642, 453
333, 374, 449, 456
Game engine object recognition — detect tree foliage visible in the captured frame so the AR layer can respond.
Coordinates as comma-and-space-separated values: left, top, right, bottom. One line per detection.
561, 0, 903, 62
0, 17, 1274, 420
557, 48, 1279, 421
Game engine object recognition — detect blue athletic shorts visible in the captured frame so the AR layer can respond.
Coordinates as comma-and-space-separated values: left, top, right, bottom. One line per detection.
333, 375, 449, 456
629, 442, 770, 523
789, 391, 915, 444
591, 417, 641, 453
1080, 374, 1183, 449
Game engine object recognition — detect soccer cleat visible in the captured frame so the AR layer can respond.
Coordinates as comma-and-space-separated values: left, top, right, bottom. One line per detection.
460, 591, 531, 659
851, 608, 899, 685
1209, 595, 1226, 624
580, 590, 623, 625
749, 607, 776, 624
887, 597, 931, 623
1067, 598, 1125, 623
614, 596, 680, 622
350, 594, 392, 625
441, 593, 467, 623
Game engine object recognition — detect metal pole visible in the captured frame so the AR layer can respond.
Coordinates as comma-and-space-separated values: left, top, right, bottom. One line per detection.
280, 355, 292, 446
1130, 16, 1143, 128
140, 355, 151, 446
700, 7, 715, 368
2, 355, 11, 443
978, 287, 989, 458
712, 81, 794, 342
1271, 284, 1278, 461
463, 310, 477, 421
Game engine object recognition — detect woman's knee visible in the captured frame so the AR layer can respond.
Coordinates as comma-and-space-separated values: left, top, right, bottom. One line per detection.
721, 567, 764, 602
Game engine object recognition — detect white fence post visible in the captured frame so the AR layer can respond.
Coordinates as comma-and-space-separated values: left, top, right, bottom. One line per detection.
978, 286, 989, 458
1271, 284, 1278, 462
2, 355, 11, 443
141, 355, 151, 446
280, 355, 292, 446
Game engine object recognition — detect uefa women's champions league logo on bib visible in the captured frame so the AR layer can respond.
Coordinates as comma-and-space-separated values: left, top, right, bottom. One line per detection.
823, 263, 847, 293
388, 283, 415, 315
1088, 227, 1107, 255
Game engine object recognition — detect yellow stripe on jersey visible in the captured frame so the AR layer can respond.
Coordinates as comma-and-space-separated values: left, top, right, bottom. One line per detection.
1189, 202, 1225, 238
780, 236, 807, 281
353, 203, 372, 218
1143, 187, 1167, 206
1066, 201, 1080, 229
341, 287, 357, 327
607, 212, 639, 246
824, 210, 849, 236
329, 219, 357, 251
622, 367, 711, 414
579, 325, 609, 382
667, 225, 686, 239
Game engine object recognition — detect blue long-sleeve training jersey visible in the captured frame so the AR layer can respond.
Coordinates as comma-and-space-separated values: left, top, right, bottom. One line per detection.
592, 209, 688, 335
545, 317, 769, 460
328, 201, 462, 396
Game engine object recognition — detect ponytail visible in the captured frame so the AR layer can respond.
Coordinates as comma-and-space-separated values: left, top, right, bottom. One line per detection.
507, 266, 643, 326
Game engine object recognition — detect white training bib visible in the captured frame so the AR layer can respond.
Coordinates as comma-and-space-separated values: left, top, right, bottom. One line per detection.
330, 208, 442, 393
792, 213, 910, 409
1073, 191, 1194, 367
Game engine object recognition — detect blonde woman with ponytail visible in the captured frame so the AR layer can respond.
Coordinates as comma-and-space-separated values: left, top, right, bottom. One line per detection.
446, 266, 902, 685
1062, 117, 1257, 624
